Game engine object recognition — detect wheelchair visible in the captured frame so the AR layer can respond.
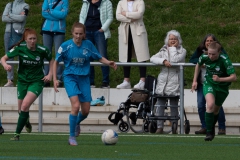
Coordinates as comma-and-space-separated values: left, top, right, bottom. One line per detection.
108, 76, 190, 134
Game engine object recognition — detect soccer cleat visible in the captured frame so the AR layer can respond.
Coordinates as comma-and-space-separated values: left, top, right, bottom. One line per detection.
204, 132, 214, 141
0, 126, 4, 134
25, 119, 32, 133
133, 80, 145, 90
195, 128, 207, 134
90, 96, 105, 106
68, 136, 78, 146
75, 124, 81, 137
10, 134, 20, 141
116, 80, 131, 89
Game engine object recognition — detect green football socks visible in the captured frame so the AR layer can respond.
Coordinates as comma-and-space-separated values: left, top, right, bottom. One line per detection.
16, 111, 29, 134
205, 112, 214, 132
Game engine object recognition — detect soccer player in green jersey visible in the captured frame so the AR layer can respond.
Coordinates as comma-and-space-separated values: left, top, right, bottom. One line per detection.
191, 41, 236, 141
1, 28, 54, 141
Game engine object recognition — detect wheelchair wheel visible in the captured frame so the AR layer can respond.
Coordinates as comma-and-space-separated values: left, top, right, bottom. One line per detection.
118, 121, 130, 133
126, 108, 144, 133
172, 122, 177, 134
148, 121, 157, 133
142, 120, 149, 133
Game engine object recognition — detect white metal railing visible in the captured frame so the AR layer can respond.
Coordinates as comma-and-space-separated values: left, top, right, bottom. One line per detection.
1, 61, 240, 134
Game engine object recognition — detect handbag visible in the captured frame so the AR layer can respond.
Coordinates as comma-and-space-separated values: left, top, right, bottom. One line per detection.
8, 2, 23, 50
130, 91, 148, 103
40, 0, 61, 35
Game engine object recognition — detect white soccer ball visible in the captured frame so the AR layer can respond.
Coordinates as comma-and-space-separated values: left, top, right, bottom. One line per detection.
101, 129, 118, 145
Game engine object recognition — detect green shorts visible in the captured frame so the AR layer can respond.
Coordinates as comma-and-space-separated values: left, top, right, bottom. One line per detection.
203, 82, 229, 106
17, 80, 44, 99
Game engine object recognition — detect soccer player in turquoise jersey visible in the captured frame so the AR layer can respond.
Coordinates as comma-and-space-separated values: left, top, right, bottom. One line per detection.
1, 28, 54, 141
191, 41, 236, 141
53, 22, 117, 146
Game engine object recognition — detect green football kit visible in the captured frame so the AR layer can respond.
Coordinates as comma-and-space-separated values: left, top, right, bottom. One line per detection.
198, 53, 235, 106
7, 42, 51, 99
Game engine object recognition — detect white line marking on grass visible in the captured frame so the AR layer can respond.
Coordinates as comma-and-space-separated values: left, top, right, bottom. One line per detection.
3, 132, 240, 139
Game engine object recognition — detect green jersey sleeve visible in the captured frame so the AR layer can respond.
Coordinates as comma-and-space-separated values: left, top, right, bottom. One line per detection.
223, 56, 235, 75
7, 46, 20, 58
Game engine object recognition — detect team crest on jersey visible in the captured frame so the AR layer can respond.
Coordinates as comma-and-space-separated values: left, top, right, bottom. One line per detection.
207, 87, 213, 92
58, 46, 63, 54
83, 49, 88, 55
36, 56, 40, 61
215, 66, 220, 71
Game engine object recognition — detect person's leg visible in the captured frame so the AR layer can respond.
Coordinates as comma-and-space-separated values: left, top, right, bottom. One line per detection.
68, 96, 81, 146
53, 34, 65, 82
86, 31, 96, 86
11, 92, 37, 140
94, 31, 109, 87
117, 27, 132, 89
170, 97, 179, 134
43, 33, 53, 84
217, 106, 226, 134
134, 61, 147, 89
155, 98, 167, 133
4, 32, 14, 86
0, 116, 3, 134
195, 84, 207, 134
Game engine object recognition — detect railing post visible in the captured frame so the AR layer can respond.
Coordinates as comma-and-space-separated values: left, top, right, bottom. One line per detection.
38, 93, 43, 132
180, 65, 184, 134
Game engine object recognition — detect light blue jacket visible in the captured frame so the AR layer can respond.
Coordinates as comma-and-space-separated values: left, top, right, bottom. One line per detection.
42, 0, 69, 33
79, 0, 113, 39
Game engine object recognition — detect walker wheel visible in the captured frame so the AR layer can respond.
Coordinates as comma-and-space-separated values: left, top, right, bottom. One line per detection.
172, 122, 177, 134
118, 121, 130, 133
148, 121, 157, 133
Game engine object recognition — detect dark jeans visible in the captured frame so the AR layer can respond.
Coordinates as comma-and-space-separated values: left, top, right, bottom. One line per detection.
197, 84, 226, 129
86, 30, 109, 85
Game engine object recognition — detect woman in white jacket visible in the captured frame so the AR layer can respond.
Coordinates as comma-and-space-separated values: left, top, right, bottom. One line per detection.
150, 30, 186, 134
116, 0, 150, 90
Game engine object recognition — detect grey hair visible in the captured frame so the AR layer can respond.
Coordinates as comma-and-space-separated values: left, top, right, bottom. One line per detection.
164, 30, 183, 46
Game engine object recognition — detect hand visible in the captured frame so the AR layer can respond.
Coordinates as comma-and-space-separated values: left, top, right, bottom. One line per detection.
53, 79, 59, 92
3, 64, 12, 71
109, 61, 117, 70
20, 11, 25, 15
99, 28, 104, 32
42, 74, 52, 83
121, 11, 126, 16
163, 60, 171, 67
191, 82, 198, 92
212, 75, 219, 82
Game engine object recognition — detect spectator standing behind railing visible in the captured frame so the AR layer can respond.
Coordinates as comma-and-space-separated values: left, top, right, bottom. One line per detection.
2, 0, 29, 87
53, 22, 117, 146
41, 0, 69, 87
116, 0, 150, 89
150, 30, 186, 134
189, 34, 226, 135
79, 0, 113, 88
1, 28, 53, 141
191, 41, 236, 141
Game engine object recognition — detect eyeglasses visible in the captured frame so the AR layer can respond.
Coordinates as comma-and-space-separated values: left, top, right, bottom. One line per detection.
169, 38, 178, 41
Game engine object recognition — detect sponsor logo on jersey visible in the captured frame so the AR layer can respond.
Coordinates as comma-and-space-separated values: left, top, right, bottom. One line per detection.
215, 66, 220, 71
36, 56, 40, 61
58, 46, 63, 54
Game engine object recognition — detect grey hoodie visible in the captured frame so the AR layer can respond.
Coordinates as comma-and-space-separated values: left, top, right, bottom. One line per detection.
2, 0, 30, 34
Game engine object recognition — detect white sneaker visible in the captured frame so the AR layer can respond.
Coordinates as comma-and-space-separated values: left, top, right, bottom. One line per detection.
116, 80, 131, 89
4, 81, 14, 87
133, 80, 145, 90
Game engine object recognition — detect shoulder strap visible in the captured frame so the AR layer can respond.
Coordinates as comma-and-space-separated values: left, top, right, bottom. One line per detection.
52, 0, 61, 9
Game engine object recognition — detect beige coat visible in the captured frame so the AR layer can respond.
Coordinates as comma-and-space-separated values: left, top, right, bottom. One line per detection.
116, 0, 150, 62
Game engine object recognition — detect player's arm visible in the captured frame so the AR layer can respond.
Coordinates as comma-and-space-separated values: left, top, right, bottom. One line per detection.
191, 63, 201, 92
212, 73, 237, 82
1, 55, 11, 71
53, 60, 59, 92
99, 57, 117, 70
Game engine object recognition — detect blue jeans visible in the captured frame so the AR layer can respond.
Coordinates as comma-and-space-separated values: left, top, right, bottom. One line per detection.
197, 84, 226, 129
43, 33, 65, 81
4, 32, 20, 80
86, 31, 109, 85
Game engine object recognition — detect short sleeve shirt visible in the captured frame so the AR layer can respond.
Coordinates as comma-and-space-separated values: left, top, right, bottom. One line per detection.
55, 39, 102, 77
7, 42, 52, 83
198, 53, 235, 87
